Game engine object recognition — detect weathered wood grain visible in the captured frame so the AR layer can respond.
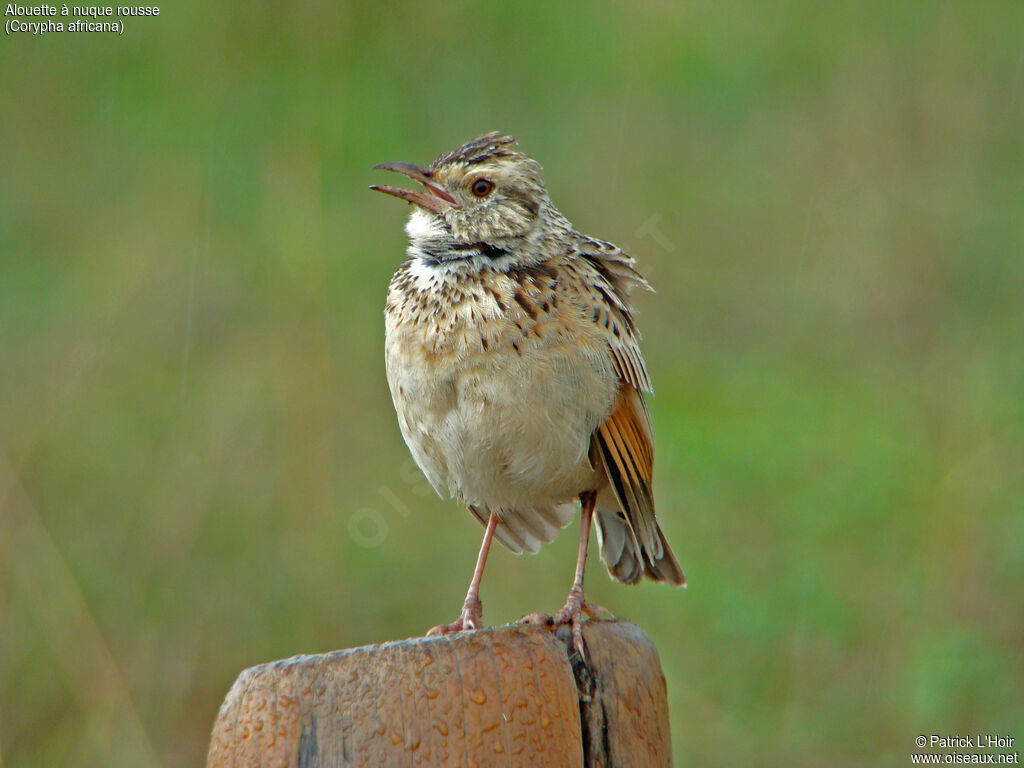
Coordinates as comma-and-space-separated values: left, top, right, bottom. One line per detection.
207, 619, 671, 768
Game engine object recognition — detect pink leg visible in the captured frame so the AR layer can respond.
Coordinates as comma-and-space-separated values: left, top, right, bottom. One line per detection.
552, 491, 608, 656
427, 512, 498, 636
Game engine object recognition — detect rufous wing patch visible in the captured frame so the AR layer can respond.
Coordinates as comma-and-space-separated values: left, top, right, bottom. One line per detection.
593, 384, 662, 560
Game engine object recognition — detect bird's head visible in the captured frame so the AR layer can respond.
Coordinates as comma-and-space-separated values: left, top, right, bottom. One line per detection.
372, 132, 556, 261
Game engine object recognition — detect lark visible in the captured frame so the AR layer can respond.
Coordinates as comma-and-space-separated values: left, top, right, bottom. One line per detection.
372, 132, 684, 651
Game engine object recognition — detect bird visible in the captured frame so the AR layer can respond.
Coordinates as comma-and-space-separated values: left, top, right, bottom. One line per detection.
371, 132, 684, 653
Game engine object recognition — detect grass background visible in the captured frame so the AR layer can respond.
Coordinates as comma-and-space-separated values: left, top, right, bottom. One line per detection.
2, 1, 1022, 765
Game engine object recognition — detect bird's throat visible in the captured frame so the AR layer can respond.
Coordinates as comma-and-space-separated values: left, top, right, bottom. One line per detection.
449, 241, 510, 260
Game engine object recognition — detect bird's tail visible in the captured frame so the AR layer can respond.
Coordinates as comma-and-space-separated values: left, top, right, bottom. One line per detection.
589, 384, 685, 587
594, 507, 685, 586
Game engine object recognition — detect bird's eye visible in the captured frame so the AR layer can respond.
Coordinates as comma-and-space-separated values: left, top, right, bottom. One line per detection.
471, 179, 494, 197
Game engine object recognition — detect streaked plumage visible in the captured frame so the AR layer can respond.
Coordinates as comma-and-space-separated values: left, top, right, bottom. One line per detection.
372, 132, 684, 645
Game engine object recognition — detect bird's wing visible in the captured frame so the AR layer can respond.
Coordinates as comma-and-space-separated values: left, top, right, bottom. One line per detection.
570, 237, 684, 584
592, 381, 662, 555
572, 236, 653, 393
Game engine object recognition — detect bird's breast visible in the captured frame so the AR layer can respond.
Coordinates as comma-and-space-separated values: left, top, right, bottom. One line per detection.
384, 257, 618, 507
385, 256, 585, 364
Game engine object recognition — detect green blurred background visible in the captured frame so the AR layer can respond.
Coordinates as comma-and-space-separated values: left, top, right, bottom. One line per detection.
2, 1, 1022, 765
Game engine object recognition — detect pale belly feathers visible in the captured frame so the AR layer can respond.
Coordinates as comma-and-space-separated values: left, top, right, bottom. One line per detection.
384, 256, 618, 552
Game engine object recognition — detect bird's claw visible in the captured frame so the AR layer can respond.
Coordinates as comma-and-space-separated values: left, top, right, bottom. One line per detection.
519, 591, 615, 657
426, 595, 483, 636
552, 588, 587, 658
517, 611, 554, 627
581, 601, 614, 620
552, 587, 614, 658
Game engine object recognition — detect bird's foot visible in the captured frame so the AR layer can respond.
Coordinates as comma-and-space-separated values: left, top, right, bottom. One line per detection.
516, 611, 553, 628
553, 586, 589, 657
426, 594, 483, 637
532, 588, 610, 658
518, 601, 612, 626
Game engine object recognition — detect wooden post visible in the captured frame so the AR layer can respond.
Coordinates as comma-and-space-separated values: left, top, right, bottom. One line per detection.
206, 619, 671, 768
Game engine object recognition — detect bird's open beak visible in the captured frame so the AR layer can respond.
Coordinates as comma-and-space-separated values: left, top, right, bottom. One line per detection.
370, 162, 460, 214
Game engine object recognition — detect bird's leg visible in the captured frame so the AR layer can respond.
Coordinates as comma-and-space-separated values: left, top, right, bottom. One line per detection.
427, 512, 498, 636
552, 490, 608, 656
